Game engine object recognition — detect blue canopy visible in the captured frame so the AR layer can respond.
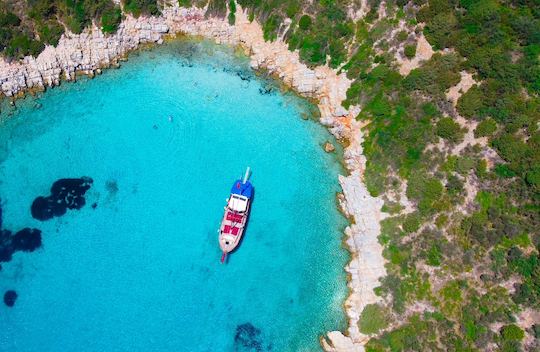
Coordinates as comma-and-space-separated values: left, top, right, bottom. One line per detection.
231, 179, 253, 199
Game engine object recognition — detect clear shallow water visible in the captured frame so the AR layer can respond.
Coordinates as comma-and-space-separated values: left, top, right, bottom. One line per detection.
0, 39, 347, 351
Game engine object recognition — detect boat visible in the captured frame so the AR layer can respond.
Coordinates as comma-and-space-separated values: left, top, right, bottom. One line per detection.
219, 167, 253, 263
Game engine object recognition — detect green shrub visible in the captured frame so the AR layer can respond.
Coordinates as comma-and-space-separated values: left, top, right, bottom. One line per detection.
475, 159, 488, 178
404, 43, 416, 59
455, 157, 476, 175
457, 85, 484, 119
0, 11, 21, 27
123, 0, 160, 17
365, 162, 386, 196
298, 35, 325, 65
396, 30, 408, 42
407, 173, 444, 214
436, 117, 464, 143
491, 133, 528, 164
435, 214, 448, 228
426, 244, 442, 266
227, 0, 236, 24
227, 11, 235, 25
500, 324, 524, 341
381, 202, 404, 214
494, 164, 517, 178
101, 6, 122, 33
403, 213, 421, 233
533, 324, 540, 339
403, 53, 461, 96
298, 15, 312, 30
4, 34, 43, 58
263, 14, 281, 41
38, 20, 65, 46
446, 174, 464, 196
424, 12, 458, 50
474, 118, 497, 138
285, 1, 300, 18
356, 20, 369, 42
359, 304, 390, 334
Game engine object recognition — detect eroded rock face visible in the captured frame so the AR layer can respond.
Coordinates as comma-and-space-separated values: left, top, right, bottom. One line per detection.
31, 177, 93, 221
3, 290, 17, 307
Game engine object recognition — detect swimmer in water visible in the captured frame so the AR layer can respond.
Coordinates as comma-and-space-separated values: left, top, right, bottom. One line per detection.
168, 115, 173, 123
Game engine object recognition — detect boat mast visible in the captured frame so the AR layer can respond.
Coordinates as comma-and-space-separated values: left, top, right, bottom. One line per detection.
242, 167, 250, 184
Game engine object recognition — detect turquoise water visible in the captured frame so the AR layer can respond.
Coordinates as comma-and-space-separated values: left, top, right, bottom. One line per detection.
0, 40, 347, 351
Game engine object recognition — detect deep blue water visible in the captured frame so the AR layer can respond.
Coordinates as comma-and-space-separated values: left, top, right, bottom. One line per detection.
0, 39, 347, 351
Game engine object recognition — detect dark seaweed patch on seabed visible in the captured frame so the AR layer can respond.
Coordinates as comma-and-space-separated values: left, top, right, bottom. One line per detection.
234, 323, 272, 351
31, 177, 93, 221
1, 177, 92, 306
4, 290, 17, 307
0, 201, 42, 263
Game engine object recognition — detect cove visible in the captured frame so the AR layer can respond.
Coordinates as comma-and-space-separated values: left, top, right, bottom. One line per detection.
0, 39, 347, 351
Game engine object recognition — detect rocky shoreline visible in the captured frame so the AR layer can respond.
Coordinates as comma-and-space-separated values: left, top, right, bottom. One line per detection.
0, 5, 386, 351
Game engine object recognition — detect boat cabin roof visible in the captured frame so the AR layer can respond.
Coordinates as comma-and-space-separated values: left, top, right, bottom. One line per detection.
228, 194, 248, 212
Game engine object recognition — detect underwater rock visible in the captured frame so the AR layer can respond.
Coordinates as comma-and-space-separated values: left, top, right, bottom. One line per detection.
4, 290, 17, 307
258, 85, 273, 95
235, 70, 251, 81
324, 141, 336, 153
31, 177, 93, 221
234, 323, 265, 351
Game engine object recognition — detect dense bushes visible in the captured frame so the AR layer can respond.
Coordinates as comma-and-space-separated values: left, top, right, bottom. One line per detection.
0, 0, 133, 58
342, 0, 539, 349
0, 9, 43, 58
403, 53, 461, 96
238, 0, 355, 67
101, 6, 122, 33
422, 0, 540, 206
123, 0, 160, 17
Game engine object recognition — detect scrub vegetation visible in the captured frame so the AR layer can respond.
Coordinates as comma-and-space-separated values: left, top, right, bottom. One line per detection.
207, 0, 539, 350
1, 0, 539, 350
0, 0, 151, 59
